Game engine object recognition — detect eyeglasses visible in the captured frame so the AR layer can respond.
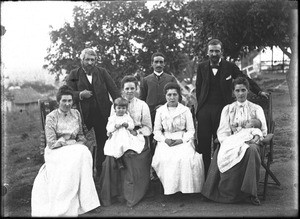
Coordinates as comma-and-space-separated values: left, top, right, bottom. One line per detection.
84, 58, 96, 62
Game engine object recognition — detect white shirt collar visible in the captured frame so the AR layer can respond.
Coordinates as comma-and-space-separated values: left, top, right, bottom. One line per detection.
154, 71, 163, 76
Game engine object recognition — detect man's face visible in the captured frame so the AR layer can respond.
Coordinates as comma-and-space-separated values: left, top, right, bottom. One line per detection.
208, 44, 222, 64
82, 54, 96, 70
151, 56, 165, 73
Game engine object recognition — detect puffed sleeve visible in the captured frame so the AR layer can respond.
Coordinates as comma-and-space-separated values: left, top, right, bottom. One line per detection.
255, 105, 268, 136
126, 114, 135, 130
45, 112, 65, 149
153, 109, 166, 142
217, 105, 232, 144
138, 102, 152, 136
75, 110, 87, 144
106, 115, 117, 134
182, 108, 195, 143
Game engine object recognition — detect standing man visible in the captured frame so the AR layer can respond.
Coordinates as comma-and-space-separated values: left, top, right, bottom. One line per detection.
66, 48, 120, 177
195, 39, 269, 178
140, 52, 177, 127
139, 52, 177, 181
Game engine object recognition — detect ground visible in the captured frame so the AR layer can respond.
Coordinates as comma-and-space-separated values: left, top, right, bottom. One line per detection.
1, 72, 298, 217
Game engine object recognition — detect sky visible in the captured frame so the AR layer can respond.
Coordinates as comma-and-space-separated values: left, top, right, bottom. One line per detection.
1, 1, 83, 85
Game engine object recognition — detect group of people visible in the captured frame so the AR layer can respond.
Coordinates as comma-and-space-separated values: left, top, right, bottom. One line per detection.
31, 39, 270, 216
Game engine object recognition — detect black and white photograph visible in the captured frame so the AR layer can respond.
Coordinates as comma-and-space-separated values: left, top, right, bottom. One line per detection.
1, 0, 298, 217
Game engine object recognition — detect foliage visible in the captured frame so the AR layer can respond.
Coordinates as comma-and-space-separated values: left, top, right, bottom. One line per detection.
186, 0, 295, 60
44, 1, 195, 84
44, 0, 296, 99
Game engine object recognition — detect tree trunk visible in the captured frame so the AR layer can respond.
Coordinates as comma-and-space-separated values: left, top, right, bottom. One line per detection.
286, 9, 298, 106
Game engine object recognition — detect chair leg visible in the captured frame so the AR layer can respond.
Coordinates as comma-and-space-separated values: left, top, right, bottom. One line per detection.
261, 154, 281, 200
261, 161, 281, 186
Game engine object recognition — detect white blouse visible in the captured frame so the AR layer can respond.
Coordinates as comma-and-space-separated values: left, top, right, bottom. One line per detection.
217, 100, 267, 144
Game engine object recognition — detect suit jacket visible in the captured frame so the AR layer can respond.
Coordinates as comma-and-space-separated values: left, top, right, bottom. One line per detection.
66, 66, 120, 124
139, 72, 177, 114
195, 59, 261, 115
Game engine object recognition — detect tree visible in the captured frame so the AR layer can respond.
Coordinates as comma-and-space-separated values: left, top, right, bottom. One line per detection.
44, 1, 198, 87
186, 0, 297, 105
44, 1, 148, 87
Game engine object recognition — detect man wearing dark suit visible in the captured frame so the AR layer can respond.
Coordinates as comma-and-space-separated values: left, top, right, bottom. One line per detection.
66, 48, 120, 177
195, 39, 269, 177
140, 52, 177, 125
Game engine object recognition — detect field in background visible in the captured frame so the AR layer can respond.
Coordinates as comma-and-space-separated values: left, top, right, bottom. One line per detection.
1, 72, 297, 217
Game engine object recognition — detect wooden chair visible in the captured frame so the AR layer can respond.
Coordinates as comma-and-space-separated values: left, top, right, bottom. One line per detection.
38, 99, 58, 156
247, 93, 281, 200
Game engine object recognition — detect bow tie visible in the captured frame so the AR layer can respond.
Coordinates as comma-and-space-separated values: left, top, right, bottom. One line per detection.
211, 65, 219, 69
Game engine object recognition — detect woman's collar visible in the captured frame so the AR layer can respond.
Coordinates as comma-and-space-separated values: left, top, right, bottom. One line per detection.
236, 100, 248, 107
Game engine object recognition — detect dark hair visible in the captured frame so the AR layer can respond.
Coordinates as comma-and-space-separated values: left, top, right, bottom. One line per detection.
163, 82, 182, 103
121, 75, 138, 89
113, 97, 128, 109
56, 85, 74, 102
207, 39, 223, 49
151, 52, 165, 63
232, 77, 249, 90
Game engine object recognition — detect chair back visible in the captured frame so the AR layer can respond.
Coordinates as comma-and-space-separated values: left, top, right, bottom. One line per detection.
248, 93, 274, 133
38, 99, 58, 130
248, 92, 275, 161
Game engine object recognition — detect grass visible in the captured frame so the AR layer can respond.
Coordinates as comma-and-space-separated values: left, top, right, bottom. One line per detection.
2, 72, 296, 216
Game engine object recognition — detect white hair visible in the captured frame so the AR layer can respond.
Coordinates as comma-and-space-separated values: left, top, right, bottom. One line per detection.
80, 48, 97, 60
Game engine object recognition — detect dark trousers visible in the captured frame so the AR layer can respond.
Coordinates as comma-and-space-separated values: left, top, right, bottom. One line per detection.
196, 103, 224, 178
90, 111, 108, 177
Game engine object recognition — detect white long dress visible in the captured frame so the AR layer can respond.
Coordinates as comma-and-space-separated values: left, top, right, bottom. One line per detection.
151, 103, 205, 195
31, 109, 100, 217
103, 113, 145, 158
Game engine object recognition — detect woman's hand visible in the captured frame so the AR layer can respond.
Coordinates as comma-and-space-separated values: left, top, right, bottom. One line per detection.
165, 139, 174, 146
165, 139, 183, 147
170, 139, 183, 146
115, 124, 122, 129
129, 130, 138, 136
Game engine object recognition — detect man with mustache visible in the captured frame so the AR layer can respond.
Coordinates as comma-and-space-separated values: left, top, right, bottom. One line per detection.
66, 48, 120, 178
195, 39, 269, 178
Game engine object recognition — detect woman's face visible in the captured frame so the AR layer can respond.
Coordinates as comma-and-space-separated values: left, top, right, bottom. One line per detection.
59, 95, 73, 112
166, 89, 179, 107
123, 82, 136, 100
234, 84, 248, 103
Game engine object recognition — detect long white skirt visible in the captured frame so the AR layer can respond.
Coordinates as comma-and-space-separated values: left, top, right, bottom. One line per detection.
31, 144, 100, 217
152, 139, 205, 195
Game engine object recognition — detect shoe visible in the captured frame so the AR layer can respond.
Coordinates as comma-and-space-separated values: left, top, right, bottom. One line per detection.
250, 196, 261, 206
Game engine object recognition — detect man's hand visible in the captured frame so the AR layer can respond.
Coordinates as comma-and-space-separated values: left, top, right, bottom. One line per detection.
80, 90, 93, 99
259, 91, 269, 99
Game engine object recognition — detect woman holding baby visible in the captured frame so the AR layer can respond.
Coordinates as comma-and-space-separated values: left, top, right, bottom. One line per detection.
201, 77, 268, 206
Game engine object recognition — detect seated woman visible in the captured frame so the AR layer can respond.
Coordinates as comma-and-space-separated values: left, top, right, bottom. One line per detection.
31, 85, 100, 216
151, 82, 205, 195
99, 75, 152, 207
201, 77, 268, 206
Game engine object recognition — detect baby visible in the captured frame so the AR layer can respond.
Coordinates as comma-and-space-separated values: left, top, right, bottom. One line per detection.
217, 118, 264, 173
103, 97, 145, 169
